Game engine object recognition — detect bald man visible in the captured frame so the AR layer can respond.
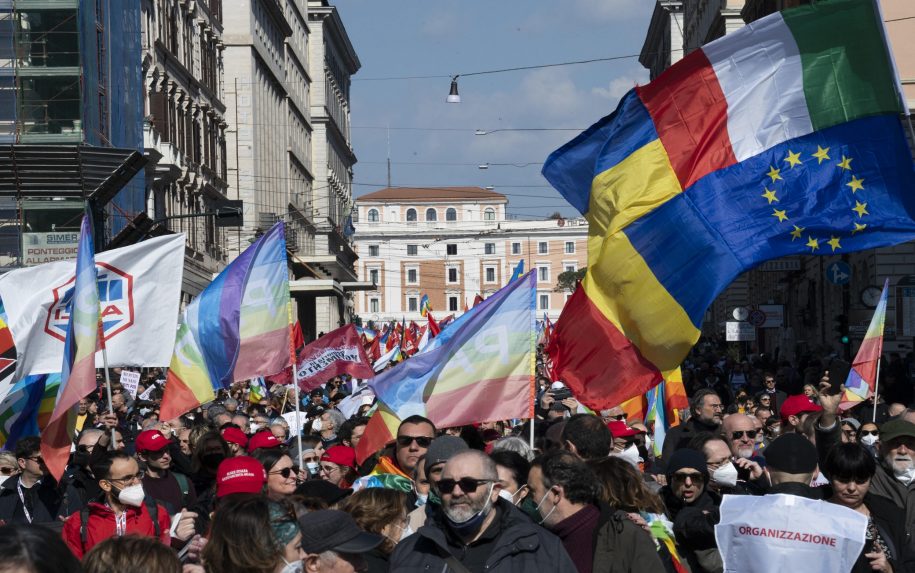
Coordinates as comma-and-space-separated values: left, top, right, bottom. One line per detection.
722, 414, 757, 459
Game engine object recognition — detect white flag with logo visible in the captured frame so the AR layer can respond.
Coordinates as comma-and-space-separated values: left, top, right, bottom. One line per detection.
715, 493, 867, 573
0, 233, 185, 375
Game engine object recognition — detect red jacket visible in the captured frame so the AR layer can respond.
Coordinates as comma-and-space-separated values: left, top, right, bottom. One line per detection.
62, 501, 171, 558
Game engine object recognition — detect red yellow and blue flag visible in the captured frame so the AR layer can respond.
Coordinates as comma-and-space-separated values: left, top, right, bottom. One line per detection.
543, 0, 915, 410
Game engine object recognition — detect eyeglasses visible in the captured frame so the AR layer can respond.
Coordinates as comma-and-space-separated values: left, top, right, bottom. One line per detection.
861, 430, 879, 437
108, 471, 145, 484
708, 404, 725, 410
302, 456, 320, 464
0, 466, 16, 475
437, 477, 494, 494
24, 455, 43, 464
270, 466, 300, 479
320, 464, 341, 475
672, 472, 705, 484
396, 435, 433, 448
731, 430, 758, 440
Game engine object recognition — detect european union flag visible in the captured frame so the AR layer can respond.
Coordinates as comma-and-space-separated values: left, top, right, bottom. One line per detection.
623, 115, 915, 329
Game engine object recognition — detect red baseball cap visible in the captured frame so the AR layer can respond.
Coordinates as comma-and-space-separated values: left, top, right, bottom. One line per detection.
321, 445, 357, 470
216, 456, 267, 498
247, 430, 282, 452
135, 430, 172, 453
779, 395, 823, 421
222, 427, 249, 448
607, 420, 640, 438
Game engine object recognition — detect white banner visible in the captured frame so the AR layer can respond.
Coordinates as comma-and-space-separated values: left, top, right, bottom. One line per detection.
715, 494, 867, 573
119, 370, 141, 399
0, 234, 186, 376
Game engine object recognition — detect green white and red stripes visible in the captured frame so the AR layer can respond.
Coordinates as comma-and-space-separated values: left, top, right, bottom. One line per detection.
635, 0, 901, 190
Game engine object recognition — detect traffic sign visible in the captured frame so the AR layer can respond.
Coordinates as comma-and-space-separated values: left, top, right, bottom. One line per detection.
826, 261, 851, 285
747, 309, 766, 327
726, 322, 756, 342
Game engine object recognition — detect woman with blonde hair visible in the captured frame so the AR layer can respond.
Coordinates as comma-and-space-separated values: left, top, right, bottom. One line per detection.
339, 488, 409, 572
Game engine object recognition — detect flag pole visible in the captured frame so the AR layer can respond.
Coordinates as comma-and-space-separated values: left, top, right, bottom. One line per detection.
98, 321, 116, 447
872, 355, 883, 424
287, 299, 303, 463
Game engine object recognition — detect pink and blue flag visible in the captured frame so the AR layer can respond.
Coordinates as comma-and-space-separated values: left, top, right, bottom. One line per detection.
161, 222, 291, 419
40, 215, 99, 481
840, 278, 889, 412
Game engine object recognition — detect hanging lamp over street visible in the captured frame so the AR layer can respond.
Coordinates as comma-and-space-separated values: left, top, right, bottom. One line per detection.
446, 75, 461, 103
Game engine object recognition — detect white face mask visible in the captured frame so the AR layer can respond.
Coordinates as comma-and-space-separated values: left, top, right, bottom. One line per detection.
117, 484, 145, 507
415, 492, 428, 507
0, 475, 8, 487
894, 466, 915, 486
280, 558, 303, 573
611, 444, 642, 468
645, 435, 653, 453
306, 461, 320, 475
860, 434, 878, 446
712, 462, 739, 488
399, 524, 414, 541
249, 423, 262, 433
534, 489, 557, 525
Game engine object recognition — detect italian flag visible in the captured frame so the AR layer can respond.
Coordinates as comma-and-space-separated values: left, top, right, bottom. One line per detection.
638, 0, 903, 192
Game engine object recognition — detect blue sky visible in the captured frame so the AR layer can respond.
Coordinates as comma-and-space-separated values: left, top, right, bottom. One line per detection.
333, 0, 655, 220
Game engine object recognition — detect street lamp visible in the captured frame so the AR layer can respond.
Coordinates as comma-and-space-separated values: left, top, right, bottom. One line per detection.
446, 76, 461, 103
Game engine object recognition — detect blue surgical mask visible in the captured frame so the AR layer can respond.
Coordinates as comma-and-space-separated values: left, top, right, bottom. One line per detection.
445, 483, 495, 536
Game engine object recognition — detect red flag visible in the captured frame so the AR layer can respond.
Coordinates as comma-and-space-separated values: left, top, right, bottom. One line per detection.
386, 330, 400, 352
402, 326, 417, 356
368, 337, 381, 362
427, 312, 441, 337
295, 324, 375, 391
473, 294, 484, 307
292, 320, 305, 351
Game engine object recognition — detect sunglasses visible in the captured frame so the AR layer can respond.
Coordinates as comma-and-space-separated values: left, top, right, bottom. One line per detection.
270, 466, 300, 479
861, 430, 879, 437
672, 473, 705, 484
0, 466, 16, 475
731, 430, 758, 440
396, 435, 433, 448
437, 477, 494, 494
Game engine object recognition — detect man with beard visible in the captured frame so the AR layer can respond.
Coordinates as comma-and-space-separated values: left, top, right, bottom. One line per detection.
391, 450, 577, 572
662, 389, 724, 461
867, 419, 915, 547
720, 414, 766, 481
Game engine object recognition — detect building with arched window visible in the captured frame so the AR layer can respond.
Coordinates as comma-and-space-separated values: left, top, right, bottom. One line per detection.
367, 208, 379, 222
354, 186, 587, 322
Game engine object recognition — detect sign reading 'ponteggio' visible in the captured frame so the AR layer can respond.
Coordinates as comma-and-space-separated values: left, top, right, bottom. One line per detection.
715, 493, 867, 573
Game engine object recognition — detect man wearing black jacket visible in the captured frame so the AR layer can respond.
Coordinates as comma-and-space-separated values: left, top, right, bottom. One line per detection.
662, 389, 724, 463
0, 436, 82, 526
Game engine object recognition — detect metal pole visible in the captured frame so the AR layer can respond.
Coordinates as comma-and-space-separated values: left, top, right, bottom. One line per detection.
873, 356, 883, 424
287, 297, 303, 463
101, 341, 117, 447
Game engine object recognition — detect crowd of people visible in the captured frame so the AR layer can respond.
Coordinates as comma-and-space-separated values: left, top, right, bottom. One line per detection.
1, 344, 915, 573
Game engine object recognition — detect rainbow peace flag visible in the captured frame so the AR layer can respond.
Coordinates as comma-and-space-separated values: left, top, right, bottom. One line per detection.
646, 384, 667, 458
161, 223, 291, 419
41, 215, 100, 482
543, 0, 915, 411
840, 278, 889, 411
356, 272, 536, 463
419, 294, 431, 317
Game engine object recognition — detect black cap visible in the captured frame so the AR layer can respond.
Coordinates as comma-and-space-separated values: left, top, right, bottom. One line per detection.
298, 510, 384, 554
764, 433, 817, 473
665, 448, 708, 479
295, 479, 352, 506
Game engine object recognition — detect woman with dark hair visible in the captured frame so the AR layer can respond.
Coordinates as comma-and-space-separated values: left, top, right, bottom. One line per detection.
489, 450, 532, 509
83, 534, 184, 573
253, 448, 301, 501
0, 523, 82, 573
340, 488, 409, 573
203, 494, 303, 573
824, 443, 914, 573
589, 456, 689, 572
190, 431, 229, 494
